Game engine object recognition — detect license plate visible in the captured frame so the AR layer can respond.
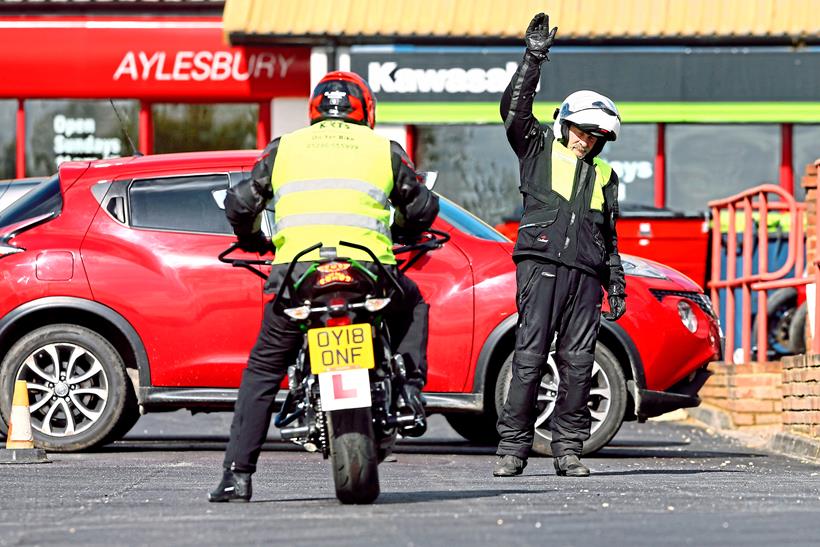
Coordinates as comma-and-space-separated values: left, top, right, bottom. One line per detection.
307, 323, 374, 375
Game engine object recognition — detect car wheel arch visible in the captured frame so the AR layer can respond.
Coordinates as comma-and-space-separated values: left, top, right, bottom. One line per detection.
0, 297, 150, 392
472, 313, 647, 419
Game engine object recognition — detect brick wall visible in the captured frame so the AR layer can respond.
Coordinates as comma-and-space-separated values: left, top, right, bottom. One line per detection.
700, 362, 783, 428
782, 354, 820, 437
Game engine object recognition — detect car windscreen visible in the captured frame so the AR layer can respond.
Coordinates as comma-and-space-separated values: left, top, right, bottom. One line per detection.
438, 195, 508, 242
0, 175, 63, 230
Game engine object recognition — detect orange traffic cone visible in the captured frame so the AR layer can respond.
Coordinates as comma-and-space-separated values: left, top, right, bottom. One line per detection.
0, 380, 49, 464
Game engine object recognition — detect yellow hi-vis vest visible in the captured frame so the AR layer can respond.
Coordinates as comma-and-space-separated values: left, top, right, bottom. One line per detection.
549, 139, 611, 211
269, 120, 396, 265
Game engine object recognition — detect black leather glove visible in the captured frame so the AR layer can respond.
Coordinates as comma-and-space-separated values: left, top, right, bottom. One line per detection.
603, 286, 627, 321
391, 224, 421, 246
236, 231, 271, 254
400, 383, 427, 438
524, 12, 558, 62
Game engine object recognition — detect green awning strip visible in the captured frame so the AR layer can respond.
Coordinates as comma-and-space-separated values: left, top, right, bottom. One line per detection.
377, 102, 820, 124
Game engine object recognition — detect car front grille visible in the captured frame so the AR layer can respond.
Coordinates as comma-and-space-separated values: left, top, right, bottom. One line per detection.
649, 289, 717, 318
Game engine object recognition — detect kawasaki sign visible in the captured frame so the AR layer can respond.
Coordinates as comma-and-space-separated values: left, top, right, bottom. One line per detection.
367, 61, 518, 95
351, 47, 820, 105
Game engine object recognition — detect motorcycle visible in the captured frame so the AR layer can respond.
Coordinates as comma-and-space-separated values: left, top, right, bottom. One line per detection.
218, 230, 449, 504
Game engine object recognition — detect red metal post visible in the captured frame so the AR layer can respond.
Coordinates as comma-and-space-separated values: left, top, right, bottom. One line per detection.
654, 123, 665, 209
756, 193, 769, 362
257, 100, 271, 149
815, 167, 820, 354
741, 197, 754, 362
15, 99, 25, 178
138, 101, 153, 155
780, 123, 793, 195
710, 205, 721, 316
405, 124, 417, 163
725, 203, 737, 363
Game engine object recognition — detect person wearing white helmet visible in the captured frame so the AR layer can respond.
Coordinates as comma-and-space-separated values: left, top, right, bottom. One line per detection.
493, 13, 626, 479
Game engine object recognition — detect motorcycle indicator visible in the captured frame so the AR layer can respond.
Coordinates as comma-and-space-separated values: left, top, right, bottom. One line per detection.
308, 323, 375, 374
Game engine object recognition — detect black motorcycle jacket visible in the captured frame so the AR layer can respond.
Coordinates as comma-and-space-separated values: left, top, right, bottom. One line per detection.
500, 52, 625, 290
225, 133, 439, 249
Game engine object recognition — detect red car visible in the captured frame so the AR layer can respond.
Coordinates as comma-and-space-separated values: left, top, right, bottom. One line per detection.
0, 152, 721, 454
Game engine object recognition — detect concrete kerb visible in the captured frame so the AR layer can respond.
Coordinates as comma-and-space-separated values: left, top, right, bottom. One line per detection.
686, 404, 820, 463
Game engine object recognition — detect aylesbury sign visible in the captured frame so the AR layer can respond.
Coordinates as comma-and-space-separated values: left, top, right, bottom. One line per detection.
113, 51, 297, 83
0, 20, 309, 100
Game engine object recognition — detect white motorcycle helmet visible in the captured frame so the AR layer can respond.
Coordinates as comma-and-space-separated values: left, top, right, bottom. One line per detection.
552, 90, 621, 157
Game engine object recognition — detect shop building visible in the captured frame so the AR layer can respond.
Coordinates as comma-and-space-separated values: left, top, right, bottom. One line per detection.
224, 0, 820, 223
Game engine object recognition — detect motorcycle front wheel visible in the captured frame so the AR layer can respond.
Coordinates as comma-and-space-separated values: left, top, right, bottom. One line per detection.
327, 407, 380, 504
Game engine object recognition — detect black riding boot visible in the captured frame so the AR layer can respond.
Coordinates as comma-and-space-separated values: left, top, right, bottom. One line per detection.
208, 469, 253, 502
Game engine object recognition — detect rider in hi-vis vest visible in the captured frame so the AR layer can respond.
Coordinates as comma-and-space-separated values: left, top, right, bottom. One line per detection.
493, 13, 627, 480
209, 71, 439, 503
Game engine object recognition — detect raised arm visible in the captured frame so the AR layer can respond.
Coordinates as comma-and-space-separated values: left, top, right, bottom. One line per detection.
499, 13, 557, 158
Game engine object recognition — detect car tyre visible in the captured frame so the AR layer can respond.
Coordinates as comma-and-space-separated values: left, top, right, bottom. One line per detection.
788, 302, 807, 355
0, 324, 128, 452
494, 344, 627, 456
752, 287, 797, 358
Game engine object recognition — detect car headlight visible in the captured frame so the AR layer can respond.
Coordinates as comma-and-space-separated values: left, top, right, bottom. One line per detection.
622, 259, 667, 279
678, 301, 698, 333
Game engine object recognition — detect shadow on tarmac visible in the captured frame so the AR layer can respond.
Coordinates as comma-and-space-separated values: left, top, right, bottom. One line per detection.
94, 438, 764, 464
250, 489, 537, 505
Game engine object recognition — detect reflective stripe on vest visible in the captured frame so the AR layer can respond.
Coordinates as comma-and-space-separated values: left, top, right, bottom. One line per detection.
269, 121, 395, 265
273, 178, 389, 207
550, 140, 610, 212
273, 212, 391, 239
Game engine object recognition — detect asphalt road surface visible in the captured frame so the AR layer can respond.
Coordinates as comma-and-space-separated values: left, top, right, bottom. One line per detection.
1, 413, 819, 547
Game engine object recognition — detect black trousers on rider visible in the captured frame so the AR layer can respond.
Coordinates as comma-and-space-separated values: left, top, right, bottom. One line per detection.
223, 265, 428, 473
496, 259, 603, 459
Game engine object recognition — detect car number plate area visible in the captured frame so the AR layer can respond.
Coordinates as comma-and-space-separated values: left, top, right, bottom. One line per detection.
307, 323, 374, 375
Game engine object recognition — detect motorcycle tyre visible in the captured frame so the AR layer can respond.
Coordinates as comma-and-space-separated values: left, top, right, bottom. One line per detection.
327, 407, 380, 505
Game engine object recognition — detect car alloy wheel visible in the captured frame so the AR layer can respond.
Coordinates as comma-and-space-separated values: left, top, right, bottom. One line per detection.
15, 342, 109, 437
1, 324, 128, 451
532, 358, 611, 441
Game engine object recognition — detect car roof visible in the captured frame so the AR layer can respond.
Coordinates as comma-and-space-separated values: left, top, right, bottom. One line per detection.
62, 150, 261, 184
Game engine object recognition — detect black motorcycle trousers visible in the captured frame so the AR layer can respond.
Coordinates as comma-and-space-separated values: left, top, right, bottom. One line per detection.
496, 260, 603, 459
223, 266, 428, 473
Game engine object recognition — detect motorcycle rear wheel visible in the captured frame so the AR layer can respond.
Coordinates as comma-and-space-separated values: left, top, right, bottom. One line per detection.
327, 407, 380, 504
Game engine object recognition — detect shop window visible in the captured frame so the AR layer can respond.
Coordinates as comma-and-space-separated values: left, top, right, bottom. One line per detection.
414, 125, 520, 225
794, 125, 820, 201
666, 124, 779, 213
0, 100, 15, 178
153, 103, 257, 154
598, 124, 656, 207
129, 174, 232, 234
25, 100, 138, 177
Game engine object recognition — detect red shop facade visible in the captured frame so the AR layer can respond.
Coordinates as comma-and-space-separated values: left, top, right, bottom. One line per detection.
0, 17, 311, 178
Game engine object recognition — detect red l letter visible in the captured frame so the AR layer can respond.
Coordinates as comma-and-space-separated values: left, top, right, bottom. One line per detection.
332, 374, 357, 399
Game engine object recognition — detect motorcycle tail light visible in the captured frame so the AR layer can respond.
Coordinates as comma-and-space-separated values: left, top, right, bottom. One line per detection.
364, 297, 391, 312
316, 261, 354, 286
326, 316, 352, 327
284, 305, 311, 320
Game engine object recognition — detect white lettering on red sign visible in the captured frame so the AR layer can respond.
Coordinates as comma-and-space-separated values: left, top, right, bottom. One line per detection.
112, 51, 296, 82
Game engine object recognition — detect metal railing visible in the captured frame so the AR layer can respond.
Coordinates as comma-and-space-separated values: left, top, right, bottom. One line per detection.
708, 184, 818, 363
